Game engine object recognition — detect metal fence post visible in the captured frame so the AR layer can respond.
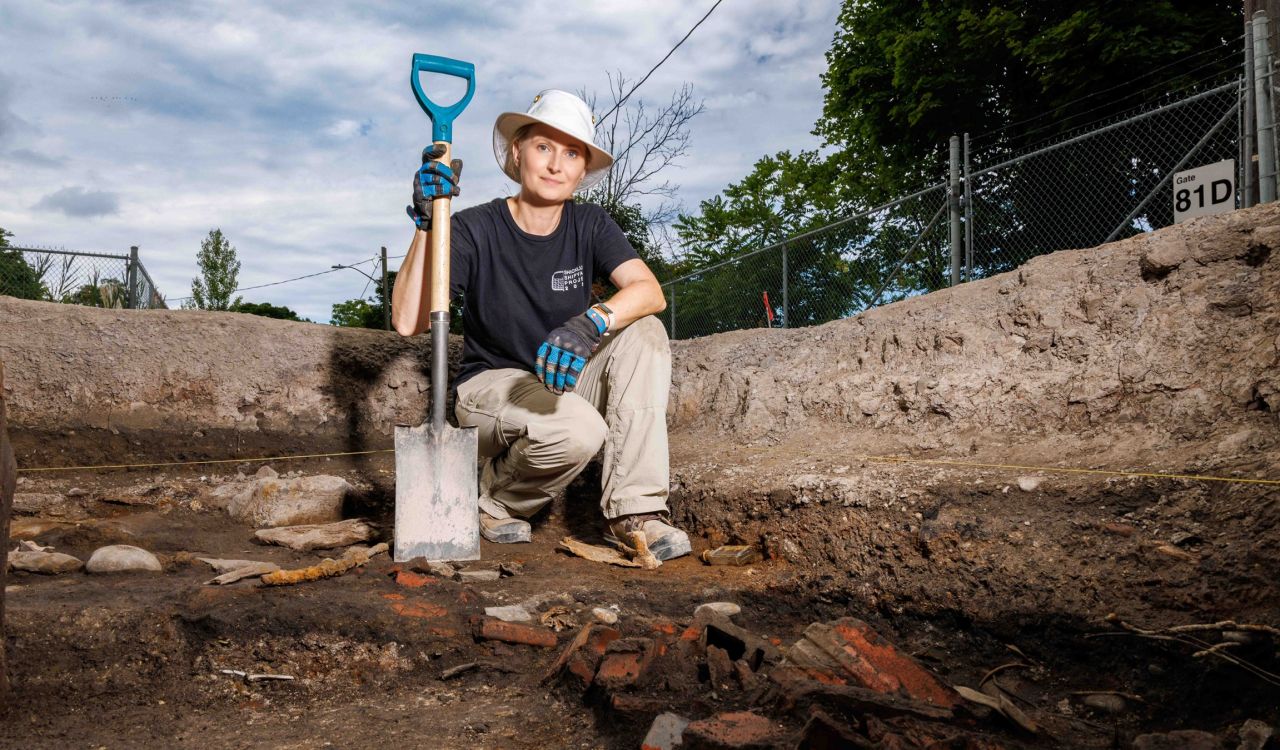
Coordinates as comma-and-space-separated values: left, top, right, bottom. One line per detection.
1255, 10, 1277, 202
948, 135, 961, 286
781, 244, 788, 328
670, 282, 677, 340
126, 245, 139, 309
963, 132, 973, 280
380, 246, 390, 330
1246, 18, 1258, 207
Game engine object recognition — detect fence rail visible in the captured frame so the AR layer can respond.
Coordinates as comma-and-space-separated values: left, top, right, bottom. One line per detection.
0, 246, 167, 309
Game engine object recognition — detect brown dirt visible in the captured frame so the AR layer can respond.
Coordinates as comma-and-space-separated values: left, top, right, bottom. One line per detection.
1, 206, 1279, 746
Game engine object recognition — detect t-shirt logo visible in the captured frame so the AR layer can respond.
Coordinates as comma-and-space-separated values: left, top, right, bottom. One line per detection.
551, 265, 584, 291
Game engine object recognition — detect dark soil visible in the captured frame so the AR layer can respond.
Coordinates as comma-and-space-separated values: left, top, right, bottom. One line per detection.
3, 449, 1278, 749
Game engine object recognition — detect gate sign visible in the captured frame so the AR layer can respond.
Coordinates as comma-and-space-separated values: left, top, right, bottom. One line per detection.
1173, 159, 1235, 224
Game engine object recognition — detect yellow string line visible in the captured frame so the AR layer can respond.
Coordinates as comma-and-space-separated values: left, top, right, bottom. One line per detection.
864, 455, 1280, 487
15, 447, 1277, 488
16, 448, 395, 474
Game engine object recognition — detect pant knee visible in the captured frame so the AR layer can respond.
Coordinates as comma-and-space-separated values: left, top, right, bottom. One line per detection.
562, 412, 607, 464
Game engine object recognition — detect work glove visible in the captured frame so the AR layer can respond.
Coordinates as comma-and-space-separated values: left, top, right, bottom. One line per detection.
407, 144, 462, 231
535, 310, 607, 395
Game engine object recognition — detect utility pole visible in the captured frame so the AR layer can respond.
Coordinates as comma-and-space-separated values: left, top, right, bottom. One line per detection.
380, 246, 390, 331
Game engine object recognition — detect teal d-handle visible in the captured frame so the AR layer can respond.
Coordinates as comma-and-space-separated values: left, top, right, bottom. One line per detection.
410, 53, 476, 144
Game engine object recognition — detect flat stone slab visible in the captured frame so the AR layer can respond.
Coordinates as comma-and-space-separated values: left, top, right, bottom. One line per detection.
86, 545, 162, 573
7, 550, 83, 574
254, 518, 375, 551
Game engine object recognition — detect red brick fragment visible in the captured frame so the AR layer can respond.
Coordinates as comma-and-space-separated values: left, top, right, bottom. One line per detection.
471, 615, 558, 648
391, 601, 448, 619
596, 637, 657, 691
1101, 522, 1136, 537
395, 570, 438, 588
788, 618, 959, 708
681, 711, 784, 749
382, 593, 406, 601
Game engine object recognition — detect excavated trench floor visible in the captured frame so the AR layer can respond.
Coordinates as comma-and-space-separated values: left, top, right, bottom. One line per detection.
3, 449, 1278, 749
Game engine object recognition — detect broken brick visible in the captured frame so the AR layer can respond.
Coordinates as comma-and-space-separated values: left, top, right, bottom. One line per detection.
382, 592, 406, 601
610, 692, 666, 717
541, 624, 621, 689
394, 570, 438, 588
769, 666, 954, 722
682, 711, 785, 750
705, 645, 735, 691
700, 614, 782, 671
596, 637, 657, 691
796, 708, 872, 749
786, 619, 959, 708
390, 601, 448, 619
471, 615, 558, 648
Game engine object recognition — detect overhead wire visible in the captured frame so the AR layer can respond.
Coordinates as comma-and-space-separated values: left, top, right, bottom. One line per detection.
169, 254, 379, 303
596, 0, 726, 126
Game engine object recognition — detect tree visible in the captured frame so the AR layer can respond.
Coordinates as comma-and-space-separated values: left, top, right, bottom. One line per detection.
185, 229, 242, 310
580, 73, 705, 267
231, 301, 304, 321
0, 228, 46, 301
330, 270, 402, 329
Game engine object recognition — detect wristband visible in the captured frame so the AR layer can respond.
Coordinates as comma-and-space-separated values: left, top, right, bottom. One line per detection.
587, 303, 614, 334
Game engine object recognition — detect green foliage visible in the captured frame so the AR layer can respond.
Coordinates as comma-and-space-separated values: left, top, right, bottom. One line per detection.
185, 229, 242, 310
670, 0, 1241, 336
231, 301, 304, 321
330, 269, 403, 329
63, 277, 126, 308
0, 227, 47, 301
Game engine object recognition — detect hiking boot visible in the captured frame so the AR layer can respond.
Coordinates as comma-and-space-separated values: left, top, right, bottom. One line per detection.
604, 512, 691, 561
480, 511, 531, 544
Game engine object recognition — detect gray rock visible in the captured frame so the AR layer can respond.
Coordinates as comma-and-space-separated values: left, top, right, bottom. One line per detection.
255, 465, 278, 480
198, 557, 275, 574
1139, 235, 1189, 278
484, 604, 533, 622
207, 562, 281, 585
12, 492, 75, 516
254, 518, 375, 552
7, 550, 84, 574
694, 601, 742, 619
1239, 719, 1274, 750
1081, 693, 1126, 714
641, 712, 690, 750
1132, 729, 1222, 750
86, 545, 162, 574
457, 568, 501, 582
227, 474, 353, 528
1016, 476, 1043, 492
591, 607, 619, 625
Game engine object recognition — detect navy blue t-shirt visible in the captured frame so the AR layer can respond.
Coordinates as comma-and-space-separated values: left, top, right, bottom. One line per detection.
449, 198, 639, 386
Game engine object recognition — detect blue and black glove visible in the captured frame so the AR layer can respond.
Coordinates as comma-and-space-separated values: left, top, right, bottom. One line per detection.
535, 308, 610, 394
406, 144, 462, 231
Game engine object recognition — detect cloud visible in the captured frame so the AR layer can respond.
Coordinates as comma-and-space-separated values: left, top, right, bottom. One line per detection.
9, 148, 63, 168
34, 186, 122, 217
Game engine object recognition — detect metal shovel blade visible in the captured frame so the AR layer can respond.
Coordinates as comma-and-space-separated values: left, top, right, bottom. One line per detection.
393, 420, 480, 562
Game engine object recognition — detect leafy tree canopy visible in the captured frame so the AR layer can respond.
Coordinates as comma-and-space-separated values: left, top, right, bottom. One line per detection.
0, 227, 47, 301
232, 300, 305, 321
185, 229, 242, 310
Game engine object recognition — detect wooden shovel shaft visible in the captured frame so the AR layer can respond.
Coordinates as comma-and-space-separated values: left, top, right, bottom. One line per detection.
429, 141, 453, 314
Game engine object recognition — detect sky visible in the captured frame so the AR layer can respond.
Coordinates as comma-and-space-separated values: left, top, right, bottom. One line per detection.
0, 0, 841, 323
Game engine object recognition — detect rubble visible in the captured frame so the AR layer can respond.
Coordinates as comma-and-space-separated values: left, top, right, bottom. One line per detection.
471, 616, 558, 648
217, 471, 354, 528
7, 549, 83, 574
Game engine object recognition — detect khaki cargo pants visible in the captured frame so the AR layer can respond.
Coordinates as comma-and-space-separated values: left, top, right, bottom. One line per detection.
453, 315, 671, 521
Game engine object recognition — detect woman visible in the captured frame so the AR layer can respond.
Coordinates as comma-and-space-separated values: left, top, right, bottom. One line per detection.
391, 89, 690, 562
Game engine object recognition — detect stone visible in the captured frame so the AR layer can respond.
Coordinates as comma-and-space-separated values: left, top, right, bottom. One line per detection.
12, 492, 78, 517
681, 711, 784, 749
1081, 693, 1127, 714
641, 712, 690, 750
407, 558, 460, 579
1139, 236, 1190, 279
198, 557, 274, 574
7, 550, 83, 574
1132, 730, 1222, 750
255, 465, 278, 480
457, 568, 501, 582
1016, 476, 1043, 492
85, 545, 163, 573
207, 562, 280, 585
254, 518, 375, 551
592, 607, 619, 625
226, 474, 353, 528
695, 601, 741, 619
485, 604, 533, 623
1238, 720, 1274, 750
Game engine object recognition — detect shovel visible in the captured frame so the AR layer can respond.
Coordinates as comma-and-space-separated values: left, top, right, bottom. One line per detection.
394, 53, 480, 562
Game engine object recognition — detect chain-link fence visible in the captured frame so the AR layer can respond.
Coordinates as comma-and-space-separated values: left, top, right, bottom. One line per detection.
0, 247, 167, 309
964, 80, 1242, 280
658, 185, 950, 339
661, 78, 1247, 340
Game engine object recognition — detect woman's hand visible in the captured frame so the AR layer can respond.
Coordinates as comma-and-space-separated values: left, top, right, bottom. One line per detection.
407, 144, 462, 231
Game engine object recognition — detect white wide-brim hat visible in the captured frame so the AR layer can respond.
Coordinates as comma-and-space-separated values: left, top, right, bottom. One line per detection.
492, 89, 615, 190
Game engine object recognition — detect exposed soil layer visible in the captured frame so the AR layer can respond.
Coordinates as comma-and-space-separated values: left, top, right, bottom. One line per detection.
1, 207, 1278, 745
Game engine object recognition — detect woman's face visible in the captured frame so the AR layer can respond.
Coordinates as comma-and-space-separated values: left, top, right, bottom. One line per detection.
513, 124, 589, 203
